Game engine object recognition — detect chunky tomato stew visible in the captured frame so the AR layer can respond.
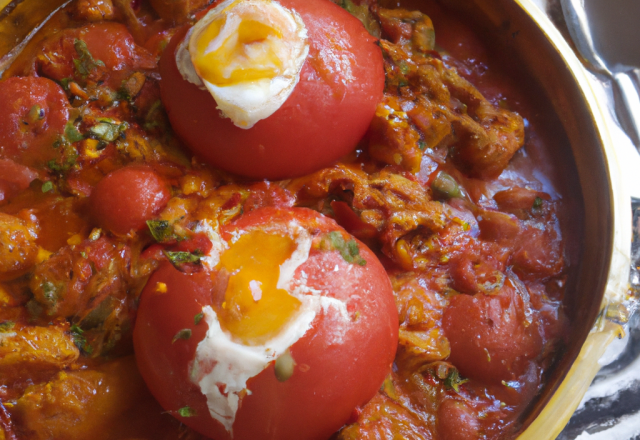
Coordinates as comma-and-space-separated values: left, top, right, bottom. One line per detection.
0, 0, 568, 439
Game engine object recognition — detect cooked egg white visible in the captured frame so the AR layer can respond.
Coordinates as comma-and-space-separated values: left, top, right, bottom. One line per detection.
189, 223, 349, 434
176, 0, 309, 129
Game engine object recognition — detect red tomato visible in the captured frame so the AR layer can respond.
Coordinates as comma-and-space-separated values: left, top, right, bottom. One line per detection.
134, 207, 398, 440
0, 77, 69, 167
38, 22, 156, 83
0, 159, 39, 203
442, 284, 542, 384
159, 0, 384, 179
89, 166, 170, 235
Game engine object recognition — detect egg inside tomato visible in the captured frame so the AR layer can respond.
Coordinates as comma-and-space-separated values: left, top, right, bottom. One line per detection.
133, 207, 398, 440
159, 0, 385, 179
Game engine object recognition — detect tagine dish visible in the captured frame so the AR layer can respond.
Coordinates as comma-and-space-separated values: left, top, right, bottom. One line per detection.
0, 0, 573, 439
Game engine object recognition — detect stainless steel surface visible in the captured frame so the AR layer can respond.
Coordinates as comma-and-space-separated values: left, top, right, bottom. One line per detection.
561, 0, 640, 149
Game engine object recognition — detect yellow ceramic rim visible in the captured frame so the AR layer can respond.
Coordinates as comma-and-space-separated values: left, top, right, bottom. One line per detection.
514, 0, 632, 438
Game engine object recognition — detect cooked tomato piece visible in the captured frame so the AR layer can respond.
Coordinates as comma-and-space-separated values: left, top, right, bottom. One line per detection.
0, 77, 69, 167
37, 22, 156, 83
442, 284, 542, 384
89, 166, 170, 235
437, 399, 481, 440
0, 159, 39, 204
134, 207, 398, 440
159, 0, 384, 179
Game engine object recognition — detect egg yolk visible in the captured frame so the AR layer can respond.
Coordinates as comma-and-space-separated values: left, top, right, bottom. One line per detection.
214, 230, 301, 345
192, 17, 284, 86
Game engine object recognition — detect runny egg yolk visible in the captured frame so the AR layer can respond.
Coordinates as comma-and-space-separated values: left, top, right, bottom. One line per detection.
179, 0, 309, 129
192, 17, 284, 86
214, 229, 301, 345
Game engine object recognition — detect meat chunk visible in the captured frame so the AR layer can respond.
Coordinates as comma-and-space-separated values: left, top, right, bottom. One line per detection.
338, 393, 433, 440
373, 39, 525, 179
0, 213, 39, 281
393, 277, 450, 371
0, 324, 79, 384
288, 164, 448, 267
72, 0, 115, 22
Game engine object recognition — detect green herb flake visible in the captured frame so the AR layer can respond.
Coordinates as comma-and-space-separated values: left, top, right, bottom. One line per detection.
70, 324, 93, 354
418, 141, 427, 151
444, 368, 468, 393
41, 281, 59, 304
147, 220, 178, 243
321, 231, 367, 266
64, 122, 84, 143
164, 251, 202, 267
41, 181, 54, 193
73, 39, 105, 78
89, 119, 128, 142
177, 406, 196, 417
532, 197, 543, 209
194, 312, 204, 325
0, 321, 15, 332
172, 328, 192, 344
60, 78, 71, 90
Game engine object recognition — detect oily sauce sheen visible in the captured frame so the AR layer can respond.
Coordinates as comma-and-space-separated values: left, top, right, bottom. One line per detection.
0, 0, 568, 439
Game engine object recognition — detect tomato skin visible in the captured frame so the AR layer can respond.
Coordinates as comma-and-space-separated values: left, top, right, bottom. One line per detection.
442, 285, 542, 384
89, 166, 170, 235
159, 0, 384, 179
0, 77, 69, 167
134, 207, 398, 440
38, 22, 156, 82
0, 159, 39, 204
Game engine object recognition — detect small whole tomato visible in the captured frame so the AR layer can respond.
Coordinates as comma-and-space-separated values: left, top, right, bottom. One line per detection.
89, 166, 170, 235
159, 0, 384, 179
134, 207, 398, 440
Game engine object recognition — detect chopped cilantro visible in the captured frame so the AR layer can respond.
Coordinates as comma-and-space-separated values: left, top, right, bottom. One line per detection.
164, 251, 202, 266
172, 328, 192, 344
533, 197, 543, 209
41, 181, 54, 193
41, 281, 59, 304
89, 119, 128, 142
444, 368, 468, 393
0, 321, 15, 332
73, 39, 105, 78
194, 312, 204, 325
64, 122, 84, 143
177, 406, 196, 417
321, 231, 367, 266
60, 78, 71, 90
147, 220, 178, 243
70, 324, 94, 354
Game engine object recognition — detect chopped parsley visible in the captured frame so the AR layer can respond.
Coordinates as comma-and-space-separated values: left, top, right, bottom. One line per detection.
444, 368, 468, 393
89, 119, 128, 142
172, 328, 192, 344
64, 122, 84, 143
194, 312, 204, 325
73, 39, 105, 78
164, 251, 202, 266
0, 321, 15, 332
177, 406, 196, 417
70, 324, 94, 354
533, 197, 543, 209
147, 220, 179, 243
41, 181, 54, 193
320, 231, 367, 266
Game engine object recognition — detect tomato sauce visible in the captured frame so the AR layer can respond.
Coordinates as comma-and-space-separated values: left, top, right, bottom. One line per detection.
0, 0, 569, 439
